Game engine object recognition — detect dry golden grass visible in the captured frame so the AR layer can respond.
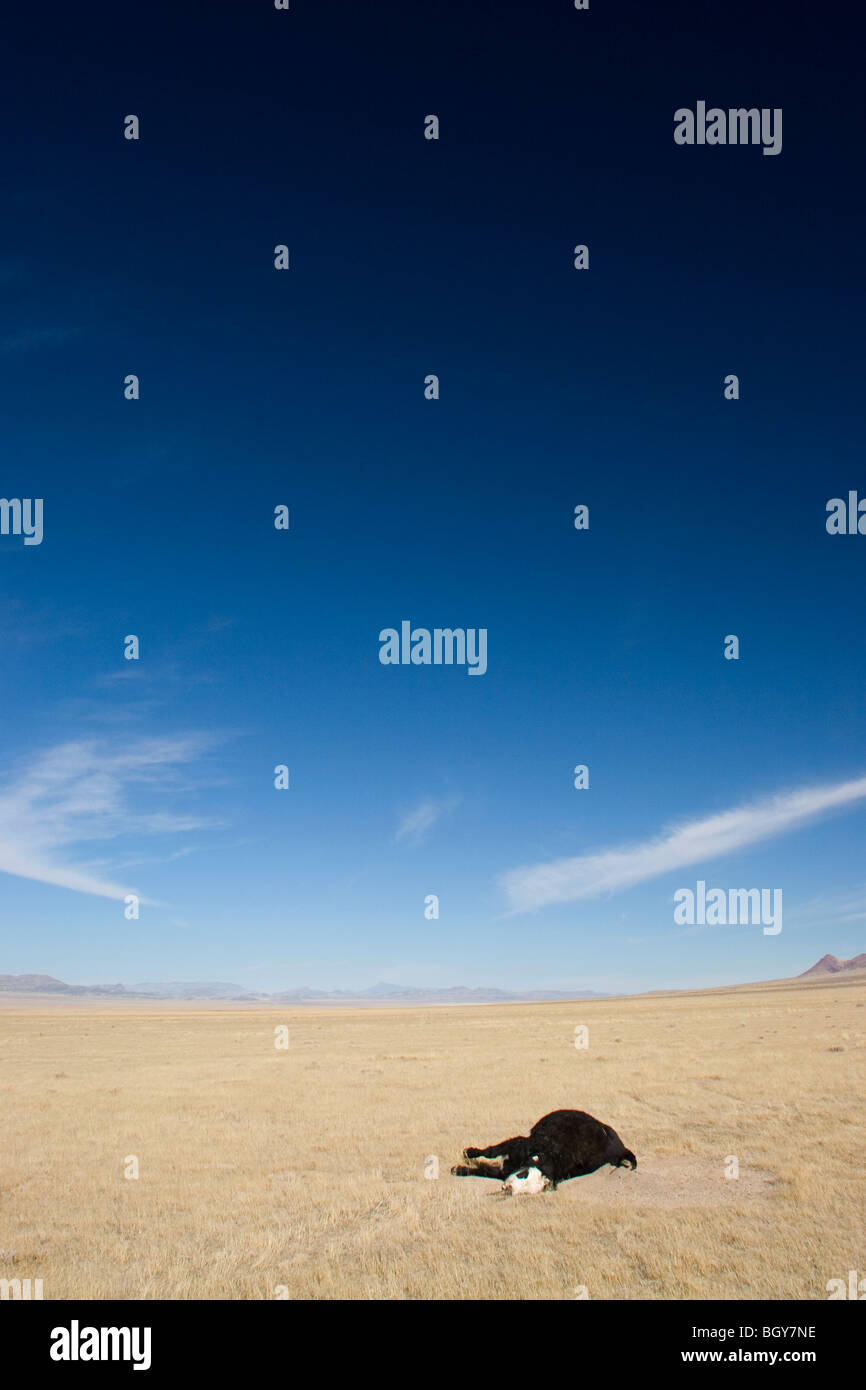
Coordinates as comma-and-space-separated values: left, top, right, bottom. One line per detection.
1, 973, 864, 1300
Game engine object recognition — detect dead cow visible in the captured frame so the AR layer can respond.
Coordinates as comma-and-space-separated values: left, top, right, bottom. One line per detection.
451, 1108, 637, 1191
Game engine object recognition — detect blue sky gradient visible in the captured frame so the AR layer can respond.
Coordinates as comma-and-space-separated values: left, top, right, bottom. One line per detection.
1, 1, 864, 991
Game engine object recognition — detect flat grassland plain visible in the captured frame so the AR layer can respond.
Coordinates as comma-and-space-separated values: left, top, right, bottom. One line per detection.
1, 974, 864, 1300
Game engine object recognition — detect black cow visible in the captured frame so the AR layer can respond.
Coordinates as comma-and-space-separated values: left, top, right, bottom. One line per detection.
451, 1108, 637, 1189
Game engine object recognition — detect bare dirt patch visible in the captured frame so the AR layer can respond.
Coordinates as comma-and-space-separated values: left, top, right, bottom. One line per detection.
455, 1155, 778, 1209
567, 1154, 777, 1208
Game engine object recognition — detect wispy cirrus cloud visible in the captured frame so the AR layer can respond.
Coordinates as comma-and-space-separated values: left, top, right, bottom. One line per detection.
394, 795, 460, 844
501, 774, 866, 913
0, 735, 219, 902
783, 884, 866, 930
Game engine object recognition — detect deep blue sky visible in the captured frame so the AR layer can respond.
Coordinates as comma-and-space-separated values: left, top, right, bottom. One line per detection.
1, 1, 864, 992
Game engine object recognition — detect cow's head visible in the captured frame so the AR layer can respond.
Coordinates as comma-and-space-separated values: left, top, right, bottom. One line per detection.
502, 1165, 550, 1195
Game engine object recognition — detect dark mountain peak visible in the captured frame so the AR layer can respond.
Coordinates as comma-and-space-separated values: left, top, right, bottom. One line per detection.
799, 953, 866, 977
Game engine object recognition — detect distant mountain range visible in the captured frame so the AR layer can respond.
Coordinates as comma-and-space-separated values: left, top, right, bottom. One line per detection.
0, 974, 603, 1003
798, 953, 866, 977
2, 955, 863, 1000
0, 974, 130, 996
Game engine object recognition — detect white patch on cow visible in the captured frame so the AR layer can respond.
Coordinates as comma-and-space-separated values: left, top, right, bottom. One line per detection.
502, 1166, 549, 1195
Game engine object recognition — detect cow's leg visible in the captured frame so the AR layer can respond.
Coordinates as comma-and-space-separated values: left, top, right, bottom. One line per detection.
464, 1134, 524, 1162
455, 1134, 533, 1181
450, 1159, 507, 1180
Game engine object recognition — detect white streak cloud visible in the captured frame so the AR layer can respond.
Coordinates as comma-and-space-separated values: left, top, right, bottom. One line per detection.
501, 775, 866, 912
0, 735, 217, 901
394, 796, 460, 844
